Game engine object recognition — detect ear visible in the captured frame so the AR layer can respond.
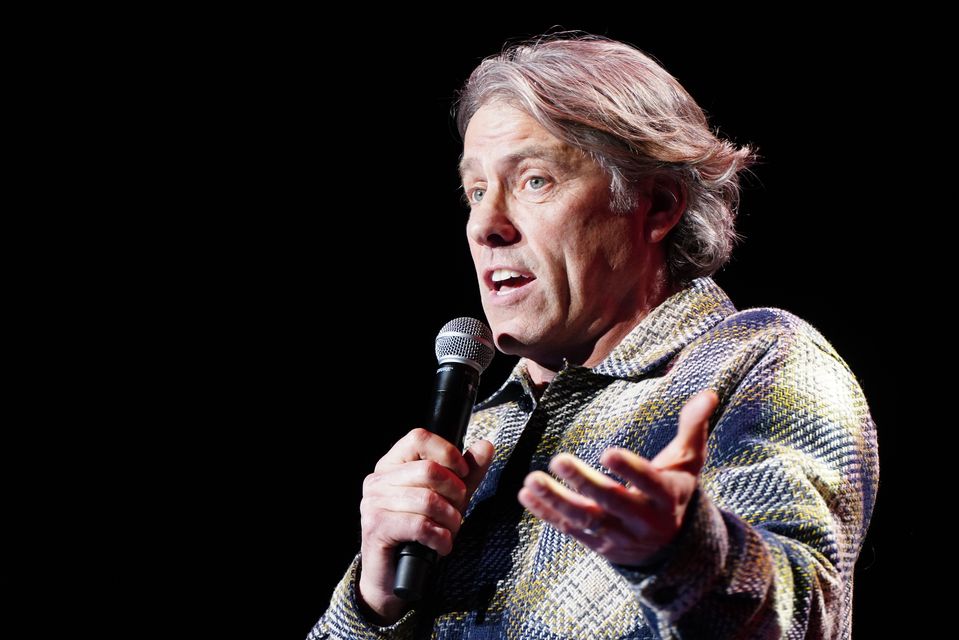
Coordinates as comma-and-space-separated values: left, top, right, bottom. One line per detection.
635, 176, 686, 244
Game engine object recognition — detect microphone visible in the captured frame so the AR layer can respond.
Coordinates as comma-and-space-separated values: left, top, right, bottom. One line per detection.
393, 317, 495, 601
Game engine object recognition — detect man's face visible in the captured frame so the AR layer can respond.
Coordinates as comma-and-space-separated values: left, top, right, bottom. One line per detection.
461, 103, 654, 367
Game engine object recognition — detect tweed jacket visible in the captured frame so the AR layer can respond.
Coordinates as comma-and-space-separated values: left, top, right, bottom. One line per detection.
311, 276, 879, 639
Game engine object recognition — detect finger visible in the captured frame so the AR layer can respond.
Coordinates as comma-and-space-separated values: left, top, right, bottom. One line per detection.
361, 488, 464, 535
599, 448, 672, 510
550, 453, 617, 491
548, 455, 654, 521
519, 485, 588, 540
652, 389, 718, 473
519, 483, 570, 532
366, 460, 468, 511
360, 508, 454, 556
462, 439, 495, 500
520, 470, 603, 530
376, 428, 470, 478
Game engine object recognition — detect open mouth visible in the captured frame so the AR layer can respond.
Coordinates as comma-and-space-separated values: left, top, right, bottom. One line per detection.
490, 268, 535, 294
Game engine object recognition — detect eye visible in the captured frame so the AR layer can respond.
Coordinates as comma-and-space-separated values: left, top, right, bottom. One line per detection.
526, 177, 547, 190
468, 187, 485, 204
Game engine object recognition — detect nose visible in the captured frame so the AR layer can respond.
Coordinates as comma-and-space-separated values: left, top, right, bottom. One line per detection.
467, 189, 519, 248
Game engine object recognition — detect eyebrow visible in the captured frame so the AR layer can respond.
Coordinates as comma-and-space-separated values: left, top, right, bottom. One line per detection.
458, 145, 574, 181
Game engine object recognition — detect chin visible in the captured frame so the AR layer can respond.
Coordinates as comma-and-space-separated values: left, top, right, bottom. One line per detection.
488, 314, 551, 356
493, 326, 546, 358
493, 333, 525, 357
486, 320, 519, 351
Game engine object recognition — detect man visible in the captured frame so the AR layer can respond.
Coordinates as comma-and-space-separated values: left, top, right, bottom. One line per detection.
310, 34, 878, 639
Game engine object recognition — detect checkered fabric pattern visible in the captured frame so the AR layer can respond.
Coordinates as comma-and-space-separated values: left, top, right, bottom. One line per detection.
310, 276, 879, 639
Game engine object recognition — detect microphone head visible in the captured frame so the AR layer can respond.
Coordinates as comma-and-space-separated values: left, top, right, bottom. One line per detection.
435, 317, 495, 373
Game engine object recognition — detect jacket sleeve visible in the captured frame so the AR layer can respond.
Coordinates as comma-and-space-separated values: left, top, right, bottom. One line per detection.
307, 555, 417, 640
616, 328, 879, 639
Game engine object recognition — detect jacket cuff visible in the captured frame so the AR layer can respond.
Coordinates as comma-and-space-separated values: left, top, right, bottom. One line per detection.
612, 488, 729, 624
311, 555, 417, 640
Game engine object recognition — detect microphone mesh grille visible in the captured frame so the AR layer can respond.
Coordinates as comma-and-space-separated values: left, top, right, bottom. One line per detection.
434, 317, 495, 372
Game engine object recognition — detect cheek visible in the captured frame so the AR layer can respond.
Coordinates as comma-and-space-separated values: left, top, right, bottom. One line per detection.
603, 232, 635, 271
560, 227, 635, 295
468, 241, 483, 267
563, 223, 611, 265
587, 215, 636, 268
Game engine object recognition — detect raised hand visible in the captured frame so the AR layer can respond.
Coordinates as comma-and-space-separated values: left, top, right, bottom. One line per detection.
518, 389, 719, 566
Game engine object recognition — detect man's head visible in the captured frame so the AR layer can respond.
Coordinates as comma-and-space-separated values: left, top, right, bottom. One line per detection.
456, 35, 755, 369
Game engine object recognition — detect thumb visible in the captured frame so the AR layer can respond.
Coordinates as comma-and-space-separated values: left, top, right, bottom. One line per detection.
462, 439, 495, 501
652, 389, 719, 473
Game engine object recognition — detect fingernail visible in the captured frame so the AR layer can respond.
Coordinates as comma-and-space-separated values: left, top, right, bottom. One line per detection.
525, 475, 541, 492
552, 459, 571, 477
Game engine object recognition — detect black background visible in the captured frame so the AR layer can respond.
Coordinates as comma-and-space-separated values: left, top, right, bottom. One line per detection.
180, 16, 927, 639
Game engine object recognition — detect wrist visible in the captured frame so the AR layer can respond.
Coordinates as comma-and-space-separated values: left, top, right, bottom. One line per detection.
357, 569, 408, 626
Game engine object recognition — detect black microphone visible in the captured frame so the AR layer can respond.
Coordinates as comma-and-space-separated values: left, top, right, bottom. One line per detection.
393, 317, 495, 601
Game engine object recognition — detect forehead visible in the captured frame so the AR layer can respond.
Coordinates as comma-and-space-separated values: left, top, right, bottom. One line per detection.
459, 104, 583, 179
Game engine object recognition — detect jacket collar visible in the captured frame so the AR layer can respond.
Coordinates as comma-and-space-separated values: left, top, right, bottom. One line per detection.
591, 275, 737, 380
478, 277, 736, 407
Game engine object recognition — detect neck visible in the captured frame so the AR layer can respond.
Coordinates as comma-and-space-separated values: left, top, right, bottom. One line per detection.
526, 275, 678, 388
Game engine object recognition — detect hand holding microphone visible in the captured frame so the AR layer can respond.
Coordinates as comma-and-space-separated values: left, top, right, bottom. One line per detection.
357, 318, 495, 622
392, 317, 495, 600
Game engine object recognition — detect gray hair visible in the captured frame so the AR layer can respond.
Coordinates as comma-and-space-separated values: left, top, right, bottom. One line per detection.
455, 34, 758, 286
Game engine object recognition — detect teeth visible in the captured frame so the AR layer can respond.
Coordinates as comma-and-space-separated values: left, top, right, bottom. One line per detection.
491, 269, 529, 283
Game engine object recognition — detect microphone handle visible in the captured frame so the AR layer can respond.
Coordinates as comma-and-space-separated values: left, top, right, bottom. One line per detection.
393, 363, 479, 601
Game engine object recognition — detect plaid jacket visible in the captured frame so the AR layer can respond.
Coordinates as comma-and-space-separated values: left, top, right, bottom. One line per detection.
311, 276, 879, 639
